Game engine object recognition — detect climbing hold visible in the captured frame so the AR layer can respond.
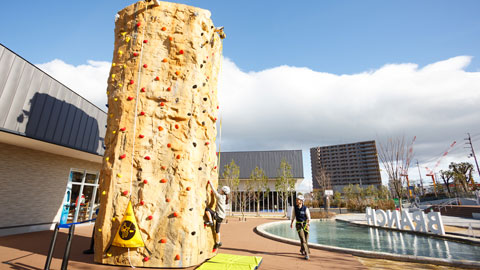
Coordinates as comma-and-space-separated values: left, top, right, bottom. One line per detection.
191, 231, 196, 235
126, 36, 131, 42
105, 157, 109, 161
143, 179, 148, 184
203, 97, 207, 101
158, 126, 164, 131
176, 155, 181, 159
179, 50, 184, 54
102, 190, 106, 195
133, 52, 139, 57
160, 238, 167, 243
175, 71, 181, 76
112, 217, 116, 221
145, 156, 151, 160
175, 124, 179, 129
110, 114, 114, 118
117, 173, 122, 178
148, 215, 153, 220
214, 117, 217, 121
141, 87, 146, 92
120, 127, 126, 131
118, 50, 123, 55
162, 58, 168, 63
167, 87, 171, 91
139, 134, 144, 138
155, 76, 160, 81
186, 187, 191, 191
140, 111, 145, 116
161, 27, 166, 31
205, 142, 210, 145
160, 102, 165, 106
212, 248, 217, 253
214, 166, 217, 170
127, 96, 134, 101
193, 142, 197, 147
114, 98, 118, 101
144, 257, 149, 262
111, 74, 116, 79
129, 80, 134, 85
107, 253, 112, 257
140, 200, 145, 205
165, 198, 170, 202
123, 64, 127, 68
192, 85, 197, 89
160, 179, 167, 183
217, 105, 219, 109
175, 254, 181, 260
143, 40, 148, 43
167, 143, 171, 148
112, 63, 116, 67
143, 64, 148, 68
161, 166, 167, 170
122, 190, 128, 196
98, 228, 102, 232
113, 130, 116, 134
173, 212, 179, 217
136, 22, 141, 27
119, 154, 126, 159
168, 36, 173, 41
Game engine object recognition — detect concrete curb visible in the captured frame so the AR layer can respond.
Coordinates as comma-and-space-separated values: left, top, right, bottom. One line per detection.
255, 220, 480, 269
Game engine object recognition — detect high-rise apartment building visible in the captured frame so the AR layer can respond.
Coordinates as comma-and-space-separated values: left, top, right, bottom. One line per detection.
310, 140, 382, 192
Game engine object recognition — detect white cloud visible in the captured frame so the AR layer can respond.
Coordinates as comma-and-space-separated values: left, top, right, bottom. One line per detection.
36, 56, 480, 191
36, 59, 111, 110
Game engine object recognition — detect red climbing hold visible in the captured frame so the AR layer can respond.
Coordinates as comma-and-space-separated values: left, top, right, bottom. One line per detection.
120, 127, 126, 131
161, 166, 167, 170
129, 80, 134, 85
179, 50, 184, 54
167, 143, 171, 148
186, 187, 191, 191
143, 40, 148, 43
175, 124, 179, 129
145, 156, 151, 160
205, 142, 210, 146
140, 111, 145, 116
144, 257, 149, 262
141, 87, 146, 92
119, 154, 126, 159
161, 27, 166, 31
143, 64, 148, 68
214, 166, 217, 170
173, 212, 179, 217
155, 76, 160, 81
133, 52, 139, 57
161, 179, 167, 183
143, 179, 148, 184
165, 198, 170, 202
214, 117, 217, 121
139, 134, 144, 138
175, 71, 181, 76
122, 190, 128, 196
148, 215, 153, 220
140, 200, 145, 205
160, 238, 167, 243
217, 105, 219, 109
127, 96, 134, 101
175, 254, 181, 260
160, 102, 165, 106
167, 87, 171, 91
136, 22, 141, 27
212, 248, 217, 253
176, 155, 181, 159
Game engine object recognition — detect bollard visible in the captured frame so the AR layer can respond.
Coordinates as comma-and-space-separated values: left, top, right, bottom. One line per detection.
44, 223, 59, 270
83, 226, 95, 254
61, 224, 75, 270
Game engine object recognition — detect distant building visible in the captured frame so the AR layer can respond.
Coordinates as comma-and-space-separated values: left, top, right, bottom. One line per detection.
310, 140, 382, 193
218, 150, 303, 212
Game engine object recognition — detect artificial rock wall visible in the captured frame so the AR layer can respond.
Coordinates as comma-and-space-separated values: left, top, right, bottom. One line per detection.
94, 1, 223, 267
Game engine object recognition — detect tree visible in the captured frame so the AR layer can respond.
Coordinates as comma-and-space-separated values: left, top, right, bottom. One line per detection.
239, 177, 254, 221
439, 170, 454, 196
449, 162, 475, 194
315, 165, 332, 194
250, 166, 268, 216
275, 159, 296, 217
222, 159, 240, 215
377, 136, 415, 209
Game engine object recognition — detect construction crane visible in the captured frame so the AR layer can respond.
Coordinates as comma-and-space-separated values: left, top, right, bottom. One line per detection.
425, 141, 457, 194
400, 136, 416, 198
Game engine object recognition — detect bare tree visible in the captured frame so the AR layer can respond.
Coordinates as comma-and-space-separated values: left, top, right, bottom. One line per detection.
275, 159, 296, 217
239, 178, 254, 221
315, 165, 332, 194
222, 159, 239, 216
250, 166, 268, 216
377, 136, 415, 210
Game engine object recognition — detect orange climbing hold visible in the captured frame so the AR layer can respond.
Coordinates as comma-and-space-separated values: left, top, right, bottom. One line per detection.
165, 198, 170, 202
173, 212, 179, 217
161, 166, 167, 170
175, 71, 181, 76
119, 154, 126, 159
167, 87, 171, 91
145, 156, 151, 160
160, 102, 165, 106
160, 238, 167, 243
175, 254, 181, 260
175, 124, 179, 129
162, 58, 168, 63
161, 179, 167, 183
161, 27, 166, 31
168, 36, 173, 41
186, 187, 191, 191
158, 126, 164, 131
167, 143, 171, 148
176, 155, 181, 159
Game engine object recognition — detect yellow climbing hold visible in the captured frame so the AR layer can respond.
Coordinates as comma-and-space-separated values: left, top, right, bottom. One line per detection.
107, 91, 109, 95
114, 98, 118, 101
102, 190, 106, 195
123, 64, 127, 68
110, 113, 114, 118
112, 217, 116, 221
118, 50, 123, 55
117, 173, 122, 178
112, 63, 116, 67
105, 157, 109, 161
111, 74, 116, 78
126, 36, 131, 42
113, 130, 116, 134
121, 32, 127, 36
118, 83, 123, 87
107, 253, 112, 257
98, 228, 102, 232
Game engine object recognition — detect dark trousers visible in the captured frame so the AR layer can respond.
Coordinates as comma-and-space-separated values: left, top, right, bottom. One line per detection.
296, 222, 310, 255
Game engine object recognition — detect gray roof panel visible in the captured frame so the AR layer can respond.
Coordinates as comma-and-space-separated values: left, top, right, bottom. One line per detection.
219, 150, 304, 179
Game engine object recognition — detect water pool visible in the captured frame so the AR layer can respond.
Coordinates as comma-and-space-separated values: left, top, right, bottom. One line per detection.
263, 220, 480, 262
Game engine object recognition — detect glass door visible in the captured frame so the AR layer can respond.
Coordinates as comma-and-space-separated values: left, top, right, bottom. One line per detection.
61, 169, 99, 224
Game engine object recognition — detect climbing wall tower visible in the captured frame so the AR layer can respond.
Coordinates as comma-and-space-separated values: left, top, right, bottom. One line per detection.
94, 1, 223, 267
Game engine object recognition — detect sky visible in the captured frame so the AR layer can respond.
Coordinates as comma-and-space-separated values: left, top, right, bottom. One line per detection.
1, 1, 480, 191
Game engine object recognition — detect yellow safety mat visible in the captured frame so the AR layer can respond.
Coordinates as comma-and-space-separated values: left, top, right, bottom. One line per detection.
197, 253, 263, 270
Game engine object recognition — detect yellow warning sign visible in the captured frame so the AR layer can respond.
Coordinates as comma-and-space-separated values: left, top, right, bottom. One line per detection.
111, 201, 145, 248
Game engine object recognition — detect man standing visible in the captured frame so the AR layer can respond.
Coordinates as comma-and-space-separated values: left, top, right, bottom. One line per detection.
290, 194, 311, 260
